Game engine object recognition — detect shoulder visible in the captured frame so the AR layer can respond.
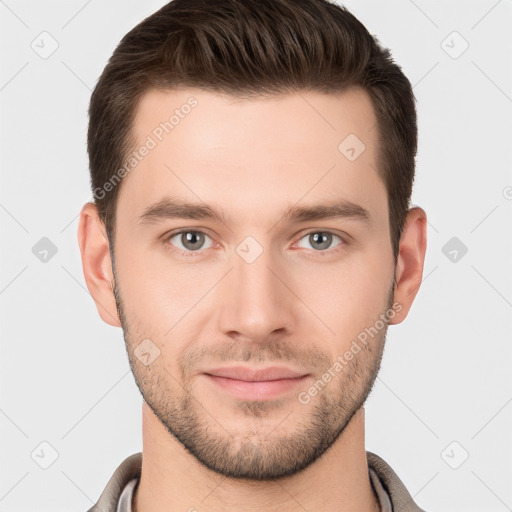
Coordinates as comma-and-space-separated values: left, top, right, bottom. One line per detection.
87, 452, 142, 512
366, 451, 429, 512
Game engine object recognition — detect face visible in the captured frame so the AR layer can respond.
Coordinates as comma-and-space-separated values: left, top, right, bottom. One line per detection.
111, 87, 398, 480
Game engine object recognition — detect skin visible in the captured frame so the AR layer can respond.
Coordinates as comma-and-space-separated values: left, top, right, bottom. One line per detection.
78, 86, 427, 512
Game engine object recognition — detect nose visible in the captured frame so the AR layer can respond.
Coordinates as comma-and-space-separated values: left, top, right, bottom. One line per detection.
216, 241, 295, 343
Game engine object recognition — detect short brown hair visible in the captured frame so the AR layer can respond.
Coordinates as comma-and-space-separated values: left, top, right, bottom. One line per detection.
88, 0, 417, 262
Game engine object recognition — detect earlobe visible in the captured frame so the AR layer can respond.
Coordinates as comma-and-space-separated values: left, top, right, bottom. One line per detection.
389, 206, 428, 325
77, 202, 121, 327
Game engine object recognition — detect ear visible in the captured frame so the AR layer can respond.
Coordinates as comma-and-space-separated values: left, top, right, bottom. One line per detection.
77, 202, 121, 327
389, 206, 427, 325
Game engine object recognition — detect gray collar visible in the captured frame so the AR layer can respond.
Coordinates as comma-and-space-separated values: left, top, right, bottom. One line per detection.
89, 451, 427, 512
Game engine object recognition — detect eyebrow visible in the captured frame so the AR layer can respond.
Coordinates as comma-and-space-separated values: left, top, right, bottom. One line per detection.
137, 196, 371, 226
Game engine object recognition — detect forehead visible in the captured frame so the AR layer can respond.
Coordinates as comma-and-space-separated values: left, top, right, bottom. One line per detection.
132, 86, 378, 154
117, 86, 385, 228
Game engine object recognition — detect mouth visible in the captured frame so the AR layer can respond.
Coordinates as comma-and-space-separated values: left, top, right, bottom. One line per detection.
203, 366, 311, 400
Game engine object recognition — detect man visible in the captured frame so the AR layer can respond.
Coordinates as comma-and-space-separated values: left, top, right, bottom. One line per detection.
78, 0, 428, 510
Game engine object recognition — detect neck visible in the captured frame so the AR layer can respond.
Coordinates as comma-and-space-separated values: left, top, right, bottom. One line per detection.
133, 403, 380, 512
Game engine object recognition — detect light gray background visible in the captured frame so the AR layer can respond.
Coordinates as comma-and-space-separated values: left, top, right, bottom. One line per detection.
1, 1, 511, 511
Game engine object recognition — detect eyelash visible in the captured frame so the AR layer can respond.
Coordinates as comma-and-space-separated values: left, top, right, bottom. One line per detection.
163, 229, 348, 259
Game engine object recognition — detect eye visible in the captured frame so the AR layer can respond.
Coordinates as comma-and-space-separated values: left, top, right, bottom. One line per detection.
167, 230, 214, 252
296, 231, 343, 252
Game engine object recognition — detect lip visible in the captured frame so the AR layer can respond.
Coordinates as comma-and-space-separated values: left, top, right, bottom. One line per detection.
204, 366, 308, 381
203, 366, 310, 400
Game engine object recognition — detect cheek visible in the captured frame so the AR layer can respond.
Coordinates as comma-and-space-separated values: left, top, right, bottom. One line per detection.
113, 244, 170, 330
294, 254, 391, 349
114, 241, 222, 345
